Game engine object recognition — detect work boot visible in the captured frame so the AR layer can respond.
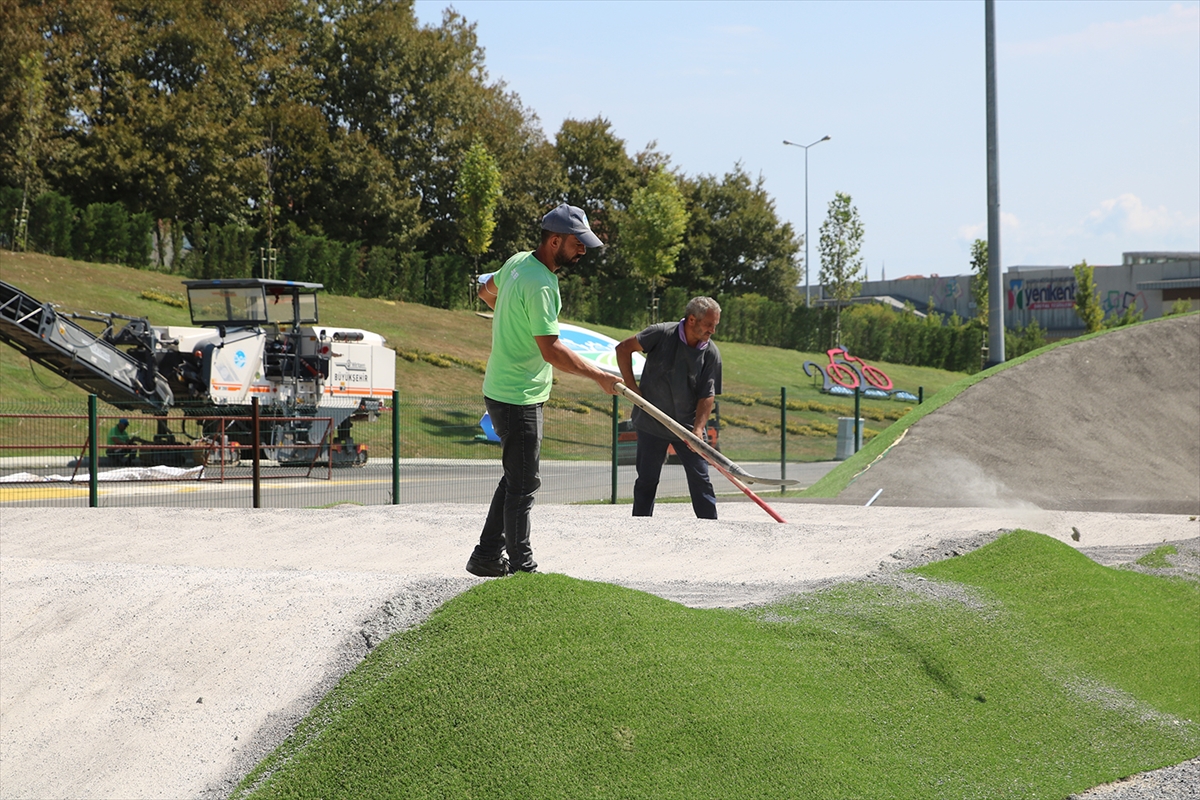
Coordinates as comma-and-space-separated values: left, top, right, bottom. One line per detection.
466, 555, 510, 578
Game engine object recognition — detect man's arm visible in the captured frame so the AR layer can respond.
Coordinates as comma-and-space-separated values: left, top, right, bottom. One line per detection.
692, 395, 715, 440
478, 276, 498, 310
534, 335, 621, 395
614, 335, 643, 394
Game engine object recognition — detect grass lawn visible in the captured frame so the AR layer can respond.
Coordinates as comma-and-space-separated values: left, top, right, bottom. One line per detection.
232, 531, 1199, 799
1, 250, 965, 464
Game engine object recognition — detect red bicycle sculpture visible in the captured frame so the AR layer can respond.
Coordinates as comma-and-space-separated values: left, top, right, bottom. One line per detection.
803, 348, 895, 394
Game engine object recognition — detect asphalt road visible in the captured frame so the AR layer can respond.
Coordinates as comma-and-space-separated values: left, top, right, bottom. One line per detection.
0, 458, 838, 509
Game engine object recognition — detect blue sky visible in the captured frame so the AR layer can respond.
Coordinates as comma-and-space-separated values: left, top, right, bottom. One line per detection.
413, 0, 1200, 282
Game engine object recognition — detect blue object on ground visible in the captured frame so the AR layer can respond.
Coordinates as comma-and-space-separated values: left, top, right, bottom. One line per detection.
479, 412, 500, 442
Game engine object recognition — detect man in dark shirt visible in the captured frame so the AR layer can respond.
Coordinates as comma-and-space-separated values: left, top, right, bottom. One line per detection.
615, 297, 722, 519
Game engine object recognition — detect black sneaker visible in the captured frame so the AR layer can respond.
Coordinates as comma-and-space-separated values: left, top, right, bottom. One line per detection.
466, 556, 509, 578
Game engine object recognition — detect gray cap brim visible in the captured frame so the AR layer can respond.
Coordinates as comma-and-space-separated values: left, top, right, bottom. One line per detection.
577, 229, 603, 248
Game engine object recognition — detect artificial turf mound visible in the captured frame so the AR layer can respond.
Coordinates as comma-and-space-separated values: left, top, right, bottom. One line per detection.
234, 531, 1199, 799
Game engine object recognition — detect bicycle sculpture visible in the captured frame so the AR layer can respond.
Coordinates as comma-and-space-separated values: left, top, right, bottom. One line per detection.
803, 348, 918, 401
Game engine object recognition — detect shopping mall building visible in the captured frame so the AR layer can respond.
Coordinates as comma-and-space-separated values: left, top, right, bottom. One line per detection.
839, 251, 1199, 338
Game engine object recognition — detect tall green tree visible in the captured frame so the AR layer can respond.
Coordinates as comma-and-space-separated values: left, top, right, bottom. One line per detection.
969, 238, 989, 328
672, 165, 801, 302
555, 117, 637, 237
818, 192, 865, 346
1073, 259, 1104, 333
455, 140, 503, 260
0, 0, 44, 196
469, 87, 566, 259
549, 116, 641, 324
31, 0, 267, 237
623, 168, 688, 316
327, 3, 493, 253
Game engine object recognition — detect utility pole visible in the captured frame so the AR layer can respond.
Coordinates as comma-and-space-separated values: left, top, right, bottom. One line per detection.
985, 0, 1005, 366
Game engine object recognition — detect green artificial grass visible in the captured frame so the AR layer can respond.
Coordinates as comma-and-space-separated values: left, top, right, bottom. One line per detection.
916, 531, 1199, 719
233, 531, 1199, 800
1136, 544, 1178, 569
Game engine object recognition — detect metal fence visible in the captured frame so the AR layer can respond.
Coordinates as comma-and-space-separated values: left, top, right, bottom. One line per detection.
0, 393, 637, 509
0, 391, 849, 509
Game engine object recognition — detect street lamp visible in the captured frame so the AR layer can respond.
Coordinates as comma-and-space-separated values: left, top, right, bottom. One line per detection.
783, 135, 831, 306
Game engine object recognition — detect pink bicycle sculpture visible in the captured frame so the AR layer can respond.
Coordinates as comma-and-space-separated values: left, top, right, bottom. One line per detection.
803, 348, 914, 400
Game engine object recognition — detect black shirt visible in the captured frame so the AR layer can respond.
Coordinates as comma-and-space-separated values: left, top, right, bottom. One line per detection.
631, 321, 722, 442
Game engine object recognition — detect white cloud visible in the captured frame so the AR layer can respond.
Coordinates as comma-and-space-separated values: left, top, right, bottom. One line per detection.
958, 222, 985, 241
1085, 193, 1193, 235
1006, 3, 1199, 57
958, 212, 1020, 242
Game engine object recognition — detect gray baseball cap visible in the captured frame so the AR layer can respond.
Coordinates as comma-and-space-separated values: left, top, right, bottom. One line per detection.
541, 203, 603, 248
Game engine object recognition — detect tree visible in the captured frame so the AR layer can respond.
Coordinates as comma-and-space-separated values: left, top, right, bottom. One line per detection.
0, 0, 44, 196
554, 117, 638, 281
818, 192, 865, 345
623, 168, 688, 318
1073, 260, 1104, 333
455, 140, 503, 260
469, 86, 566, 259
969, 238, 988, 327
672, 165, 801, 302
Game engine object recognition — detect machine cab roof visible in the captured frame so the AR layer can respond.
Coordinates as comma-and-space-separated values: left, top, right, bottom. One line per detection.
183, 279, 323, 328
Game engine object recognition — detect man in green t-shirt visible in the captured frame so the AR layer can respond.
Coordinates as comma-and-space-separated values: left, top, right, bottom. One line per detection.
106, 418, 145, 466
467, 204, 621, 577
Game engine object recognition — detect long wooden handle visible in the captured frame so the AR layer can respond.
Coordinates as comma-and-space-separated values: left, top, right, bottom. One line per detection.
614, 382, 798, 487
614, 382, 788, 522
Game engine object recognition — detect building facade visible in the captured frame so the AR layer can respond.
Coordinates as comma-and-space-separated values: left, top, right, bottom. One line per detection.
843, 251, 1199, 337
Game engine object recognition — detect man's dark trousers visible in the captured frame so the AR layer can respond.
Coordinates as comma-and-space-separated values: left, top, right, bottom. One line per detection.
475, 397, 542, 571
632, 428, 717, 519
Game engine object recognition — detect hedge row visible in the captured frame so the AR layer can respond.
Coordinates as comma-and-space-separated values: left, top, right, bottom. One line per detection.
2, 188, 155, 268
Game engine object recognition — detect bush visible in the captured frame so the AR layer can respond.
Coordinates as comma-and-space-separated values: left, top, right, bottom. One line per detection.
29, 191, 74, 256
280, 231, 366, 294
0, 186, 22, 248
127, 212, 155, 269
1166, 298, 1194, 316
1104, 302, 1143, 329
76, 202, 130, 264
186, 222, 257, 279
394, 250, 428, 303
425, 253, 472, 309
560, 273, 599, 323
1005, 319, 1047, 358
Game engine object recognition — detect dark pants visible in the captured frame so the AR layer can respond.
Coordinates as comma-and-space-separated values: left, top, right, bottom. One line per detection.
632, 428, 717, 519
105, 447, 138, 466
474, 397, 543, 571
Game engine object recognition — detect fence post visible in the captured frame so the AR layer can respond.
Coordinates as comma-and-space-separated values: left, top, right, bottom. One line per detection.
780, 386, 787, 494
251, 397, 261, 509
918, 386, 924, 404
88, 395, 98, 508
853, 387, 861, 454
392, 390, 400, 505
611, 395, 618, 504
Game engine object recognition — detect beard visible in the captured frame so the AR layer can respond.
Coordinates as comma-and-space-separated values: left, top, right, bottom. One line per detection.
553, 241, 582, 269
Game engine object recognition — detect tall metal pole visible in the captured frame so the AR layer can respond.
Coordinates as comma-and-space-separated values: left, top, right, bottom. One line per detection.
784, 136, 831, 305
805, 147, 811, 306
985, 0, 1005, 365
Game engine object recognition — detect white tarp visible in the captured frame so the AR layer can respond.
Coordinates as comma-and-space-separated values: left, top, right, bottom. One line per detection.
0, 465, 205, 483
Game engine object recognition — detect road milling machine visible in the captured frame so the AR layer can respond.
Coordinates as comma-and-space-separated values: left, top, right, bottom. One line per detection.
0, 278, 396, 466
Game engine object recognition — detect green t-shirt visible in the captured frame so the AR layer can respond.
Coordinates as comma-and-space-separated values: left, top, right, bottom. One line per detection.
482, 251, 561, 405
